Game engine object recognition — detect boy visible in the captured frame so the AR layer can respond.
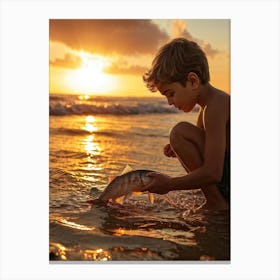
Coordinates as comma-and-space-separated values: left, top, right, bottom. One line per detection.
142, 38, 230, 210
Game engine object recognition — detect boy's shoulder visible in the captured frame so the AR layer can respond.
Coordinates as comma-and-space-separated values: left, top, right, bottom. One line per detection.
203, 88, 230, 124
208, 88, 230, 108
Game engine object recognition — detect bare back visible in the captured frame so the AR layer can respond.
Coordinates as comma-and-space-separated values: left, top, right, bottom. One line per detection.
197, 88, 230, 153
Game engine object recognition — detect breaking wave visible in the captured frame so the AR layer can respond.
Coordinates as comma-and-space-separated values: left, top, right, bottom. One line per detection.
49, 102, 179, 115
49, 94, 200, 116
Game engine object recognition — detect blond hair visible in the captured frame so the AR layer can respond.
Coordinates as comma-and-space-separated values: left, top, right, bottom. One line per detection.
143, 38, 210, 92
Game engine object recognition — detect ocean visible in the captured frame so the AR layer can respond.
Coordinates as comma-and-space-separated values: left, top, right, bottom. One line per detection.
49, 93, 230, 261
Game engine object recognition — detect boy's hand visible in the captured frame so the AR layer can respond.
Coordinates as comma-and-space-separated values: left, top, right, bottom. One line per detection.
163, 144, 176, 157
142, 172, 172, 194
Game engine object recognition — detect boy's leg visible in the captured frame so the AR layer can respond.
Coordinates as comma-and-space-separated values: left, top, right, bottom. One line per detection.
170, 122, 228, 210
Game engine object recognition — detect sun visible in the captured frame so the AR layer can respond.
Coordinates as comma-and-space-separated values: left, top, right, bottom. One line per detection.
74, 53, 110, 94
61, 52, 120, 95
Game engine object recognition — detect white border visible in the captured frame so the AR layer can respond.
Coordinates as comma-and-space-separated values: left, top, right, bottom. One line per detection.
1, 0, 279, 279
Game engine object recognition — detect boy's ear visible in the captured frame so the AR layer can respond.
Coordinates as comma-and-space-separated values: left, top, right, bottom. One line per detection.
187, 72, 200, 89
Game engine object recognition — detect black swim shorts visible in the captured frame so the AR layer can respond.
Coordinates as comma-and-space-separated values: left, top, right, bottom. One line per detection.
217, 152, 230, 203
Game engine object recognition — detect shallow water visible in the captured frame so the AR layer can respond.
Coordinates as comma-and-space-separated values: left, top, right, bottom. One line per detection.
49, 94, 230, 261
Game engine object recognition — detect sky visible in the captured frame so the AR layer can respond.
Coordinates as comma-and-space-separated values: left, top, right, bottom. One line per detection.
49, 19, 230, 97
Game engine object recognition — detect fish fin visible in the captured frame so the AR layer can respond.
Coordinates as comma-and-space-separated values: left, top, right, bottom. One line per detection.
124, 193, 132, 202
148, 192, 154, 204
108, 175, 117, 183
114, 196, 125, 205
132, 191, 142, 195
121, 164, 133, 175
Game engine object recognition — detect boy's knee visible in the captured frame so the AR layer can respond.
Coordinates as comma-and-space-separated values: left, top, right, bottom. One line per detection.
170, 122, 192, 149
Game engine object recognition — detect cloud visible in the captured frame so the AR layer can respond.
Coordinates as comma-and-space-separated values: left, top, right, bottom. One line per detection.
171, 20, 221, 57
49, 19, 169, 55
171, 19, 194, 41
104, 63, 148, 76
202, 42, 221, 57
50, 53, 82, 69
49, 19, 222, 76
49, 50, 147, 75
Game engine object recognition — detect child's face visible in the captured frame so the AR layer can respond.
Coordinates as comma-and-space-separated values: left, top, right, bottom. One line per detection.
157, 81, 198, 113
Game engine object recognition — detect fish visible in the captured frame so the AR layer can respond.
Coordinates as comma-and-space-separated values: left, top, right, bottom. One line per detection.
98, 169, 155, 204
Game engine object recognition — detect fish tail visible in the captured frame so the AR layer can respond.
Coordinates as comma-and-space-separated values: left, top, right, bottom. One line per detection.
148, 192, 154, 204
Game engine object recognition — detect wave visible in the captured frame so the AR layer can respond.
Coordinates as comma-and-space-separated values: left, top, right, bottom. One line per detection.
50, 127, 119, 137
49, 102, 179, 116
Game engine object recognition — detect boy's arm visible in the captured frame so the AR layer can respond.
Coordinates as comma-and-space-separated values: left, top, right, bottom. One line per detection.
170, 98, 229, 189
144, 100, 229, 194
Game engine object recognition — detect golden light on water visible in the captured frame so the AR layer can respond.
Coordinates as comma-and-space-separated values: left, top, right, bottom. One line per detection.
84, 135, 95, 153
60, 219, 95, 231
83, 135, 102, 157
83, 115, 98, 133
86, 115, 95, 123
83, 248, 112, 261
112, 227, 197, 246
50, 242, 68, 260
50, 243, 112, 261
78, 94, 90, 100
82, 116, 103, 171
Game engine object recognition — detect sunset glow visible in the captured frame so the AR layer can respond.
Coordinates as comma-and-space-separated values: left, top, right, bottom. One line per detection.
49, 19, 230, 96
74, 54, 109, 93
